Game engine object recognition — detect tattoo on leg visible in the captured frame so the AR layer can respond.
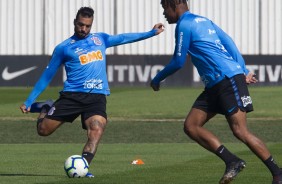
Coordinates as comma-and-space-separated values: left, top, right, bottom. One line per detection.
84, 119, 106, 154
89, 119, 106, 130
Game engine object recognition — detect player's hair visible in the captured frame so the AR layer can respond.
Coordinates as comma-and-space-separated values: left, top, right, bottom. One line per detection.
161, 0, 188, 9
75, 7, 94, 20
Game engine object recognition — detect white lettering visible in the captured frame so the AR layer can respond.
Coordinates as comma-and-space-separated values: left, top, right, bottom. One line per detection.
106, 65, 165, 83
259, 65, 265, 82
246, 65, 282, 83
266, 65, 281, 82
195, 18, 207, 23
136, 65, 150, 82
208, 29, 216, 34
192, 65, 282, 83
246, 65, 259, 74
83, 79, 103, 89
129, 65, 135, 82
107, 65, 113, 82
114, 65, 128, 82
177, 32, 184, 56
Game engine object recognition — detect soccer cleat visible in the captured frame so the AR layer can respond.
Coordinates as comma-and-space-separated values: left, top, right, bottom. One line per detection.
29, 99, 54, 113
272, 170, 282, 184
85, 172, 94, 178
219, 159, 246, 184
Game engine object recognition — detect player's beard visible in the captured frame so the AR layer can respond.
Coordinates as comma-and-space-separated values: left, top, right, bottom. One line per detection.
75, 30, 88, 39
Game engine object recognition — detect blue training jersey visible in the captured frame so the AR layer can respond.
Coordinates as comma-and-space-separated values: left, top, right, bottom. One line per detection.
152, 11, 249, 88
24, 30, 157, 108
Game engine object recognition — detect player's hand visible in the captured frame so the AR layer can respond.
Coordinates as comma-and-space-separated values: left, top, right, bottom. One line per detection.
153, 23, 165, 35
20, 104, 30, 113
150, 81, 160, 91
245, 72, 258, 84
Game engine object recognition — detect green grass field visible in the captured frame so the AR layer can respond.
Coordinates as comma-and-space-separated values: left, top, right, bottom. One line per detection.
0, 86, 282, 184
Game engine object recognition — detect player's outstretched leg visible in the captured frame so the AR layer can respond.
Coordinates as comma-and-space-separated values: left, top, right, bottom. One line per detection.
219, 159, 246, 184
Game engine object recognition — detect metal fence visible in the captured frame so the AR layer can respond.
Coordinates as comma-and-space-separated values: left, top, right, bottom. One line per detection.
0, 0, 281, 55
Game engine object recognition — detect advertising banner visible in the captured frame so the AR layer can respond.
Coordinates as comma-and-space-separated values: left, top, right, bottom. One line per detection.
0, 55, 282, 87
0, 56, 63, 87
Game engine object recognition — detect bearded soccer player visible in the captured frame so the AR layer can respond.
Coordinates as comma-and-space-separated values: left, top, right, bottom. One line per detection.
150, 0, 282, 184
20, 7, 164, 177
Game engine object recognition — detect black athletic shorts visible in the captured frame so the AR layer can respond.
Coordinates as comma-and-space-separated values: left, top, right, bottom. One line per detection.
45, 92, 107, 129
192, 74, 253, 116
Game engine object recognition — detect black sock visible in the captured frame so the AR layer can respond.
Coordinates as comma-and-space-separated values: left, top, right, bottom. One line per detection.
82, 152, 94, 165
215, 145, 239, 165
264, 156, 281, 176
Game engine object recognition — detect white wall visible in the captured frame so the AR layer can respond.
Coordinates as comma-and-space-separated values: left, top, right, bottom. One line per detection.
0, 0, 281, 55
261, 0, 282, 54
43, 0, 115, 54
0, 0, 43, 55
190, 0, 260, 54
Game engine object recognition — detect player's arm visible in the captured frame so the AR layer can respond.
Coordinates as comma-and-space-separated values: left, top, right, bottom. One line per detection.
212, 22, 249, 75
150, 23, 190, 91
103, 23, 164, 47
20, 46, 64, 113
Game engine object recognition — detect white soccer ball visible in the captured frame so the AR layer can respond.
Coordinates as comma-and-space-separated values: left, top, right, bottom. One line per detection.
64, 155, 89, 178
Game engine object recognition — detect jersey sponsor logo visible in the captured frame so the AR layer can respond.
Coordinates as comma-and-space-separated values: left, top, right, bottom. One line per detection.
2, 66, 37, 80
79, 50, 103, 65
74, 47, 84, 53
241, 96, 252, 107
215, 40, 227, 53
74, 47, 86, 55
83, 79, 103, 90
70, 39, 76, 44
208, 29, 216, 35
195, 17, 207, 23
177, 32, 184, 56
92, 37, 102, 46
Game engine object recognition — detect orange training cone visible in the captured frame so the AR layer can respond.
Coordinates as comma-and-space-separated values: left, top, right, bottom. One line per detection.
131, 159, 145, 165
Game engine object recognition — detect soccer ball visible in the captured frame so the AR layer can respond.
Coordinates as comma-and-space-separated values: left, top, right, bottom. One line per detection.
64, 155, 89, 178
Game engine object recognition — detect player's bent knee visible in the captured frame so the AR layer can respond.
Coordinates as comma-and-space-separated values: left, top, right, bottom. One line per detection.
37, 124, 53, 136
36, 119, 49, 136
183, 124, 193, 137
37, 119, 59, 136
37, 128, 51, 136
231, 129, 249, 142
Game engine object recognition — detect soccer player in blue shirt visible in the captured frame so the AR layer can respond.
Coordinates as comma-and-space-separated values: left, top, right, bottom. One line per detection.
150, 0, 282, 183
20, 7, 164, 177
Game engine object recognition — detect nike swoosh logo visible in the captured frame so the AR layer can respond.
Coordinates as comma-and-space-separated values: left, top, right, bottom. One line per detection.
227, 106, 236, 113
2, 66, 37, 80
